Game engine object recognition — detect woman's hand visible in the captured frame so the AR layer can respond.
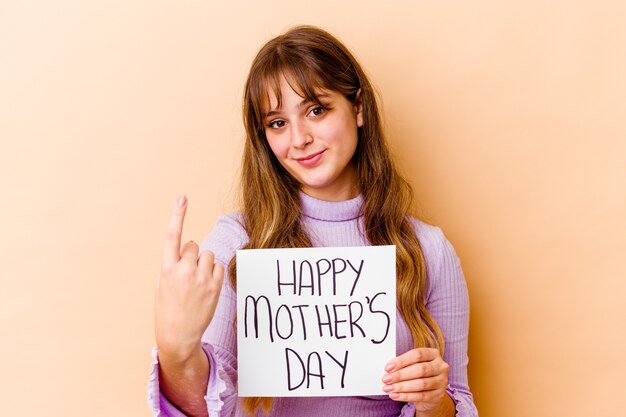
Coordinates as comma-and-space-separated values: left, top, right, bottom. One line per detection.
155, 195, 225, 363
382, 347, 454, 417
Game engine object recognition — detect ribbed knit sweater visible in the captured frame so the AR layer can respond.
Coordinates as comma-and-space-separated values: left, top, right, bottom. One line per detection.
148, 192, 478, 417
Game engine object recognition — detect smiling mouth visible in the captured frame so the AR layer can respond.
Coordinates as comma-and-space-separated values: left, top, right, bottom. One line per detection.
296, 150, 324, 161
295, 150, 325, 167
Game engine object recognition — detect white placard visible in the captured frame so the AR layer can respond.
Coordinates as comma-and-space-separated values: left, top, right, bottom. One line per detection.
236, 245, 396, 397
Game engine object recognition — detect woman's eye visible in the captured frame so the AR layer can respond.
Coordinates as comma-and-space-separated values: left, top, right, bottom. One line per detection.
309, 106, 325, 117
268, 120, 285, 129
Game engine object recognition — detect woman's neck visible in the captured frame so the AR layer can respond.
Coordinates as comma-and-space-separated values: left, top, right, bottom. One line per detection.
299, 192, 363, 222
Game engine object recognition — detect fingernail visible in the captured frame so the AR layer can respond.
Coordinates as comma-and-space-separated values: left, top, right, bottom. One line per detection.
389, 393, 400, 400
177, 195, 186, 207
383, 384, 394, 393
382, 374, 392, 383
384, 362, 395, 372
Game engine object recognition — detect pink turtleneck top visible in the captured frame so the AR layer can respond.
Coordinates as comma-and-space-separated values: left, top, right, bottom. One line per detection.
148, 193, 478, 416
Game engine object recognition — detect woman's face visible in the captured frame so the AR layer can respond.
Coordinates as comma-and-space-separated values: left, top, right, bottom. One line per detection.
262, 75, 363, 202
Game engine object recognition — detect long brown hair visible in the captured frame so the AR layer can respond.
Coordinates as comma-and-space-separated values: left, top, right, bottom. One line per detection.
229, 25, 444, 414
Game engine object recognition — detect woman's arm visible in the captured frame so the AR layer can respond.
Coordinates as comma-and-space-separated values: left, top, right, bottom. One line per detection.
422, 224, 478, 416
382, 221, 477, 417
149, 211, 247, 417
389, 220, 478, 417
151, 196, 225, 416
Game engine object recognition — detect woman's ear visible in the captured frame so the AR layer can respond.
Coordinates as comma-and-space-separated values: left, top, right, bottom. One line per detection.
355, 89, 364, 127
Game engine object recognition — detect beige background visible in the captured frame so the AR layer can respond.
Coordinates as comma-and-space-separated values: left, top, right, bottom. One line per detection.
1, 1, 625, 416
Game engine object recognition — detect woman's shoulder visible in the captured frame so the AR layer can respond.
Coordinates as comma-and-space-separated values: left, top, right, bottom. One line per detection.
407, 216, 452, 258
198, 213, 249, 266
406, 216, 464, 299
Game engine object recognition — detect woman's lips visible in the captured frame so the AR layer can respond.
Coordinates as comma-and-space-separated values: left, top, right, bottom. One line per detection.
296, 150, 325, 168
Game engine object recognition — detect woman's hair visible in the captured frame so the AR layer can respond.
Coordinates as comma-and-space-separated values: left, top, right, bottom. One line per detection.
229, 25, 444, 414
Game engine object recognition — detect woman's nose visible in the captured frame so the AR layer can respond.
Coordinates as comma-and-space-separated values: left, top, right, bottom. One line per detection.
290, 119, 313, 149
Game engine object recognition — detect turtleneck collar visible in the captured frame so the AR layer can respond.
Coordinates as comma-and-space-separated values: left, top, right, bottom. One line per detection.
299, 192, 363, 222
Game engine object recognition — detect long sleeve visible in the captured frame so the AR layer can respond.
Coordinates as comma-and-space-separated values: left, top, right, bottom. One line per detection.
416, 222, 478, 417
147, 215, 248, 417
147, 343, 229, 417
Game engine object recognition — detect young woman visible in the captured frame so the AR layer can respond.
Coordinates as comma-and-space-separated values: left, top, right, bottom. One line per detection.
149, 25, 478, 417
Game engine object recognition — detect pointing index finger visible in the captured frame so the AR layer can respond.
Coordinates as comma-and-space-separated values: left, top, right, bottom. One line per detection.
163, 195, 187, 267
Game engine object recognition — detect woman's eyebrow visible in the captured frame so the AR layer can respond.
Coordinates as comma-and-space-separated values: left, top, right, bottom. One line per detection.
263, 109, 281, 119
263, 94, 331, 120
299, 93, 330, 107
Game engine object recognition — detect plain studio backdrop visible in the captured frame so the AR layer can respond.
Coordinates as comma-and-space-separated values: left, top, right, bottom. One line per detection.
1, 1, 625, 416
